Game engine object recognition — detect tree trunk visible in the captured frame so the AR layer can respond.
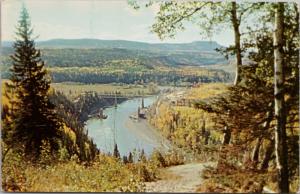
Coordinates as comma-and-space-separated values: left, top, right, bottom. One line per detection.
201, 119, 206, 136
231, 2, 242, 86
217, 125, 231, 168
273, 3, 289, 193
222, 125, 231, 145
252, 103, 274, 163
220, 2, 242, 149
1, 147, 11, 163
204, 131, 210, 145
260, 138, 275, 170
251, 137, 262, 163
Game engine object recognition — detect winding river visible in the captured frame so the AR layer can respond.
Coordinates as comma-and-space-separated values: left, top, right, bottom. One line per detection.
85, 96, 169, 156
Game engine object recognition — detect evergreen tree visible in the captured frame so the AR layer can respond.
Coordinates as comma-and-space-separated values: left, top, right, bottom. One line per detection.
128, 152, 133, 163
139, 149, 147, 162
113, 144, 120, 159
6, 6, 61, 160
122, 156, 128, 164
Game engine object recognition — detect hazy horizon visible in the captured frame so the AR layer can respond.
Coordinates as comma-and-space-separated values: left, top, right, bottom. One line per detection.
2, 0, 234, 46
2, 37, 223, 45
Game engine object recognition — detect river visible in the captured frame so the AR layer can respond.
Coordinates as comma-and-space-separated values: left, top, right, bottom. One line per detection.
85, 96, 170, 157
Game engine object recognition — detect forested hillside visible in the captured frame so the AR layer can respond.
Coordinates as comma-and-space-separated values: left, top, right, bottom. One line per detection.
2, 1, 298, 193
1, 46, 231, 84
1, 39, 231, 84
1, 8, 167, 192
143, 1, 299, 192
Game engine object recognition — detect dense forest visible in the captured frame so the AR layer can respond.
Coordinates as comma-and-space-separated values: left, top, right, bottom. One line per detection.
1, 6, 174, 192
141, 1, 299, 193
50, 68, 230, 84
1, 1, 299, 193
1, 43, 232, 84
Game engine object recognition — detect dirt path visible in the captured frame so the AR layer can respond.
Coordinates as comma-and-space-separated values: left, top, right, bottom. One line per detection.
145, 162, 215, 193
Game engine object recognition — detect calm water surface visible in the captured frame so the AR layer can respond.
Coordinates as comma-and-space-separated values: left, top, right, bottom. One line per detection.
85, 96, 158, 156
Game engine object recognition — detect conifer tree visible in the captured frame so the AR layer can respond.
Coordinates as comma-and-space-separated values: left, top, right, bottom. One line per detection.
128, 152, 134, 163
6, 6, 61, 160
122, 156, 128, 164
113, 144, 120, 159
139, 149, 147, 162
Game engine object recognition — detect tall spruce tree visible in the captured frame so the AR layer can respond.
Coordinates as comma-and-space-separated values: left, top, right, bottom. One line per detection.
113, 144, 121, 159
7, 6, 61, 160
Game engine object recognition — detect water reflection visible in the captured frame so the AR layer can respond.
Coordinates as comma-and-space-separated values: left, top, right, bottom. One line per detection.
85, 96, 159, 156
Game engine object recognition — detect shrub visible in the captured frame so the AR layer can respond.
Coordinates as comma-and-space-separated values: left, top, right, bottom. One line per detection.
2, 153, 145, 192
163, 149, 185, 166
150, 150, 166, 168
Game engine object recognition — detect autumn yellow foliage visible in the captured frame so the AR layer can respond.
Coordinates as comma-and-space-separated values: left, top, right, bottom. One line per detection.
2, 153, 146, 192
150, 83, 227, 155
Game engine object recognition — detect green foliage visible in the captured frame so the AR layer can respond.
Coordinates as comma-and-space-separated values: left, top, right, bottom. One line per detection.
58, 146, 70, 162
195, 3, 299, 192
49, 91, 99, 161
3, 39, 227, 68
48, 66, 230, 85
150, 1, 263, 40
1, 46, 231, 84
149, 83, 226, 156
52, 83, 159, 101
69, 91, 127, 122
3, 6, 61, 160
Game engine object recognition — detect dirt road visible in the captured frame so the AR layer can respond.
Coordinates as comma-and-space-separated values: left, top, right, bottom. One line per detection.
145, 162, 215, 193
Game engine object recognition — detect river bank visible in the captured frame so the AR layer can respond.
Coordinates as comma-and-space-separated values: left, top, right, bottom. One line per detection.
85, 96, 164, 156
74, 92, 128, 123
125, 118, 171, 152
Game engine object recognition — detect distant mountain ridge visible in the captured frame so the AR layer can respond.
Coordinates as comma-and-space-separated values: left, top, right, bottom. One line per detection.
2, 39, 223, 52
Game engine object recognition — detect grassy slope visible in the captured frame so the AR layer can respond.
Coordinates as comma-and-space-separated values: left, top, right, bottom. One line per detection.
149, 83, 227, 155
2, 151, 148, 192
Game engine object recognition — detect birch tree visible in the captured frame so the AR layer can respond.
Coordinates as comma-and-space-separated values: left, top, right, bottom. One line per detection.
273, 2, 289, 192
140, 1, 263, 146
147, 1, 263, 85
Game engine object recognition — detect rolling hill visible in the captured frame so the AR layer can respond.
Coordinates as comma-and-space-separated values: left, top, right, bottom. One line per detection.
1, 39, 228, 68
3, 39, 223, 52
1, 39, 232, 84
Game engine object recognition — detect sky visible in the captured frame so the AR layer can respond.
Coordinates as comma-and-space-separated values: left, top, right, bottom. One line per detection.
2, 0, 234, 46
